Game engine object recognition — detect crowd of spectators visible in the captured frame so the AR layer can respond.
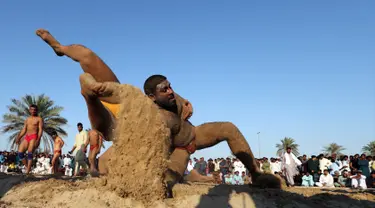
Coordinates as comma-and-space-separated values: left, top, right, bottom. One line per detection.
186, 153, 375, 189
0, 150, 78, 176
2, 149, 375, 190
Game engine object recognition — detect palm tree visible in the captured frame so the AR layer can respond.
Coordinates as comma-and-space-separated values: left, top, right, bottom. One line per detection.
1, 94, 68, 153
276, 137, 299, 156
362, 141, 375, 156
322, 143, 345, 156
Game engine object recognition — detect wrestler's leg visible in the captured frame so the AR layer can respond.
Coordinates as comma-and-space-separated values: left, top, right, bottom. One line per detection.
36, 29, 119, 83
195, 122, 281, 188
79, 73, 122, 140
26, 139, 37, 174
165, 149, 190, 197
51, 153, 60, 174
17, 140, 28, 168
185, 169, 214, 183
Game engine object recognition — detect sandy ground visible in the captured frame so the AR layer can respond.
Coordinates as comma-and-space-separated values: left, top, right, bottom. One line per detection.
1, 173, 374, 208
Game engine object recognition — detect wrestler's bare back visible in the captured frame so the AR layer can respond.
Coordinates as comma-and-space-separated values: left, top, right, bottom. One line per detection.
53, 137, 64, 151
88, 130, 103, 147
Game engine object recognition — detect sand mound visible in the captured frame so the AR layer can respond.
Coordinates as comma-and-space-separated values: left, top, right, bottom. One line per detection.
1, 175, 374, 208
103, 83, 170, 202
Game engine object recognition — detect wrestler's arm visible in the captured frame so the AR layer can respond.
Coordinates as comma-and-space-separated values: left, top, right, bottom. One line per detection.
60, 138, 65, 147
174, 93, 193, 120
35, 117, 43, 147
16, 119, 28, 144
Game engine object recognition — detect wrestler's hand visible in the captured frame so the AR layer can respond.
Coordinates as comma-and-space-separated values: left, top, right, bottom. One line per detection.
16, 137, 21, 145
182, 100, 193, 120
34, 139, 41, 148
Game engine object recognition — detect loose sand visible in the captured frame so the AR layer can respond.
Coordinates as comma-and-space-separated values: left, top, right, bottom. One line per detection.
101, 82, 170, 202
1, 174, 374, 208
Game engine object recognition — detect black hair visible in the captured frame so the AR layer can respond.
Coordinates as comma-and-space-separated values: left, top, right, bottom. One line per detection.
29, 104, 38, 109
143, 75, 167, 96
51, 131, 57, 136
77, 123, 83, 127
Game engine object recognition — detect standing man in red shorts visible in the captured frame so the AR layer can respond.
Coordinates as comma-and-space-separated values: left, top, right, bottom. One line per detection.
16, 104, 44, 174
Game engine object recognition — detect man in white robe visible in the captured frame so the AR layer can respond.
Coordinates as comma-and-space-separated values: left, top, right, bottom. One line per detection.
351, 170, 367, 189
282, 147, 302, 186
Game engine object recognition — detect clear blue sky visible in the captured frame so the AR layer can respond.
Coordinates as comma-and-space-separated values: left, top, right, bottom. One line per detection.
0, 1, 374, 159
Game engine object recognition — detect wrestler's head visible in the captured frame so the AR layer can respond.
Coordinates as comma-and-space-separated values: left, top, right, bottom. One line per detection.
144, 75, 177, 110
29, 104, 38, 116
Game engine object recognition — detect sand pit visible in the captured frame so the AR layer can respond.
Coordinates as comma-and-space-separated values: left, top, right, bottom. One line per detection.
1, 174, 374, 208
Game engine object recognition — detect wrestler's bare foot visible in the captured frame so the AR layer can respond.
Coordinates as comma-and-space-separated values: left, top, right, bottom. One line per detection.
252, 173, 283, 189
79, 73, 121, 103
36, 29, 64, 56
80, 73, 107, 98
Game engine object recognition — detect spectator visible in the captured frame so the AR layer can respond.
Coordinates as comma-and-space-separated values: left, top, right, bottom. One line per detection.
301, 172, 314, 187
316, 169, 334, 187
282, 147, 301, 187
358, 154, 370, 178
350, 154, 360, 174
219, 158, 229, 183
232, 171, 244, 185
242, 171, 251, 184
261, 157, 271, 174
318, 154, 332, 172
335, 171, 350, 187
351, 170, 367, 189
307, 155, 319, 174
207, 158, 215, 175
366, 170, 375, 188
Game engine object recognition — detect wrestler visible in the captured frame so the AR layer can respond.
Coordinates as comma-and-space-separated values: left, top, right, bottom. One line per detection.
16, 104, 43, 174
36, 29, 280, 196
85, 129, 103, 175
51, 131, 64, 174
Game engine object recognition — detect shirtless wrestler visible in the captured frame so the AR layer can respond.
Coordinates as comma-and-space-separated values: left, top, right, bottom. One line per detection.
36, 29, 281, 195
16, 104, 44, 174
85, 129, 103, 175
51, 131, 64, 174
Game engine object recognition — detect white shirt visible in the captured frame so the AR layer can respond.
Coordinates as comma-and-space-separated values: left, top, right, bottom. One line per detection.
271, 162, 281, 173
233, 161, 246, 173
187, 163, 194, 172
351, 175, 367, 189
73, 130, 88, 156
63, 157, 72, 167
319, 158, 332, 172
319, 174, 334, 187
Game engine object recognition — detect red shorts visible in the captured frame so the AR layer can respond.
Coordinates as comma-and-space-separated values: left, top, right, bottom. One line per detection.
54, 150, 62, 155
90, 144, 99, 151
175, 139, 196, 154
25, 134, 37, 143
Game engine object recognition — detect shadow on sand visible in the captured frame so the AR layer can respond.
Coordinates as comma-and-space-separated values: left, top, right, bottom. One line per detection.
196, 184, 375, 208
0, 173, 85, 198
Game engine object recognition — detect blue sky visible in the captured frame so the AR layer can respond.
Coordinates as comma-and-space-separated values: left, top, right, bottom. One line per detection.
0, 1, 374, 159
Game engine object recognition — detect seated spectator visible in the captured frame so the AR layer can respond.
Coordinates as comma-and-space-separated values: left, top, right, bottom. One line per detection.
315, 169, 334, 187
351, 170, 367, 189
366, 170, 375, 188
232, 171, 244, 185
313, 170, 322, 183
335, 170, 350, 187
301, 172, 314, 187
224, 173, 233, 185
242, 171, 251, 184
